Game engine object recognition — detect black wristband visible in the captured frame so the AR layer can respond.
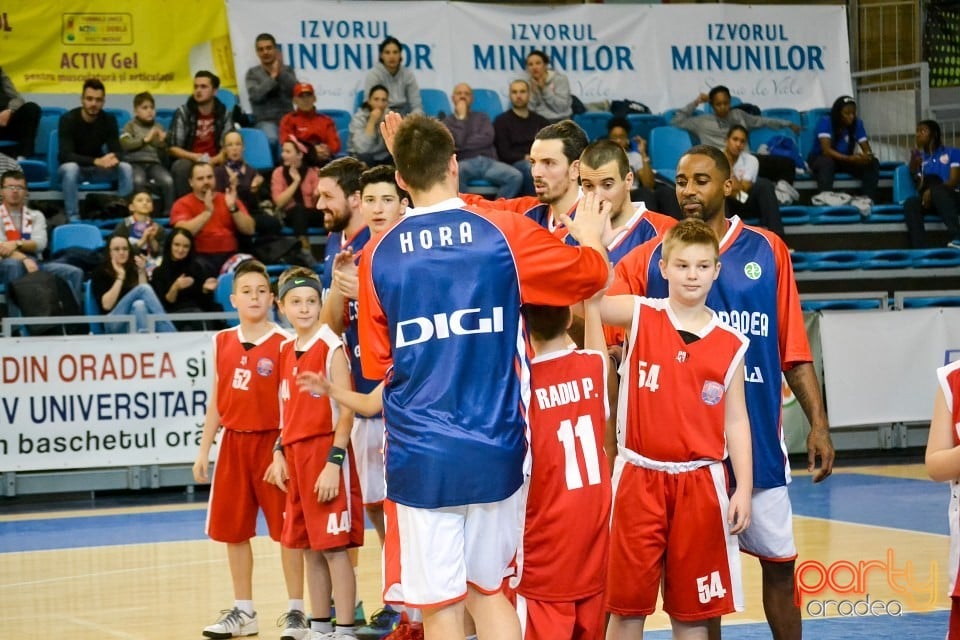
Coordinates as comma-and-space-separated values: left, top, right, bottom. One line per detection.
273, 437, 283, 453
327, 446, 346, 466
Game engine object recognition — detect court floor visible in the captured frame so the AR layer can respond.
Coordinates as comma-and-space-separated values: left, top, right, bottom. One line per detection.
0, 462, 952, 639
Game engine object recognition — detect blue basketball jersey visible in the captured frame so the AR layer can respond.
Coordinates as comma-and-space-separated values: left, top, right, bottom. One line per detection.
321, 225, 371, 297
565, 204, 677, 265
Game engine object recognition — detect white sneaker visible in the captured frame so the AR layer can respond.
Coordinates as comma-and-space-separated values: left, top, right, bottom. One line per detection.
279, 610, 310, 640
203, 607, 259, 638
775, 179, 799, 205
850, 196, 873, 217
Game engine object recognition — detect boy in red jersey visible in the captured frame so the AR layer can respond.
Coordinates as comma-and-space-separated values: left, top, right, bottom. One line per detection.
600, 219, 752, 639
510, 297, 612, 640
925, 358, 960, 640
193, 259, 309, 639
274, 266, 364, 638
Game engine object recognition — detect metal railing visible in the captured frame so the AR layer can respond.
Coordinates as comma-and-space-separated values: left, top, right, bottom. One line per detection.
1, 311, 239, 337
852, 63, 930, 163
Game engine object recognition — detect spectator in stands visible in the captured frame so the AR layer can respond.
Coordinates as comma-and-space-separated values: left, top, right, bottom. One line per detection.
0, 67, 41, 157
58, 79, 133, 221
904, 119, 960, 249
120, 92, 174, 214
246, 33, 297, 150
348, 84, 391, 167
606, 115, 682, 218
0, 169, 83, 308
170, 162, 254, 278
149, 228, 218, 325
723, 125, 785, 240
278, 82, 340, 165
113, 189, 166, 263
443, 83, 522, 199
168, 71, 233, 198
91, 233, 176, 333
364, 36, 423, 116
525, 50, 572, 122
272, 136, 321, 261
807, 95, 880, 205
493, 79, 549, 196
671, 85, 799, 184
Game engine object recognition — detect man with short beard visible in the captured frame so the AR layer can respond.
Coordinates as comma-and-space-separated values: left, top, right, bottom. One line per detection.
168, 71, 233, 198
315, 156, 369, 298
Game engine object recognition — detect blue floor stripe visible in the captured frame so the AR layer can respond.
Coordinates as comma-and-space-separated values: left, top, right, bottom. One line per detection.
788, 473, 948, 535
645, 609, 948, 638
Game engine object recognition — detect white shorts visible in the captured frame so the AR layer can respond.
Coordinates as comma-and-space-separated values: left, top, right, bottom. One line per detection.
351, 416, 387, 505
737, 486, 797, 562
384, 490, 522, 608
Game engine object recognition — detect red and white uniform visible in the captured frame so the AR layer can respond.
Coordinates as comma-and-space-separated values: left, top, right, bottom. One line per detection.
278, 325, 364, 551
938, 359, 960, 640
206, 325, 289, 543
608, 297, 748, 621
512, 348, 611, 640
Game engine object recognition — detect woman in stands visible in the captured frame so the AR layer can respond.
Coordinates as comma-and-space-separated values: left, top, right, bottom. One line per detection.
904, 119, 960, 249
348, 84, 392, 167
807, 95, 880, 206
364, 36, 423, 115
271, 135, 320, 261
91, 233, 175, 333
525, 50, 573, 122
150, 228, 218, 329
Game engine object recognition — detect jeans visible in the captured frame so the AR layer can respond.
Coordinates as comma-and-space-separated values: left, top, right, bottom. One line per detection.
106, 283, 176, 334
131, 163, 175, 214
458, 155, 522, 199
512, 159, 536, 196
58, 162, 134, 219
0, 258, 84, 317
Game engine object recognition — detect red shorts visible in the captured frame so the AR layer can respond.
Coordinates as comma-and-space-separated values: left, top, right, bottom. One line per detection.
607, 461, 742, 621
207, 429, 285, 543
280, 435, 364, 551
515, 591, 605, 640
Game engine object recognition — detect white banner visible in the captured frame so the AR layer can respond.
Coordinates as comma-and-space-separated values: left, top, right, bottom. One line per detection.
819, 308, 960, 428
0, 333, 215, 471
225, 1, 852, 114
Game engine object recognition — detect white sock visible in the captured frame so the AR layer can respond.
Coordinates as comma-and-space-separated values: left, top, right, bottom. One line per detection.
407, 607, 422, 622
465, 635, 478, 640
235, 600, 254, 616
311, 619, 333, 633
288, 599, 305, 613
335, 623, 357, 636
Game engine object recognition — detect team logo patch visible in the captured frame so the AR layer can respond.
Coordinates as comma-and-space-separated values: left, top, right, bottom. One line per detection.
744, 262, 762, 280
256, 357, 274, 376
942, 153, 951, 164
701, 380, 724, 405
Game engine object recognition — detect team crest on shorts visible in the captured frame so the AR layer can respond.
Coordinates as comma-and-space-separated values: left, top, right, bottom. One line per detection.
256, 358, 274, 376
701, 380, 724, 405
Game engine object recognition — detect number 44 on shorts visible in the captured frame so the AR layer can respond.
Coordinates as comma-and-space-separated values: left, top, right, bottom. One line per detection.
326, 511, 351, 535
696, 571, 727, 604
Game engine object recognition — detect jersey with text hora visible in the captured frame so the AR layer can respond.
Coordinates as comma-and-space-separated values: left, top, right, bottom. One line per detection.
610, 216, 810, 488
358, 197, 608, 508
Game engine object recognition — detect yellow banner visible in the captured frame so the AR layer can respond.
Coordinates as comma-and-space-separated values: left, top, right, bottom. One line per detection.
0, 1, 236, 94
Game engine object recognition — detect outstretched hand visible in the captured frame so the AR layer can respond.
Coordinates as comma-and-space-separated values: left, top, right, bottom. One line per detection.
379, 111, 403, 158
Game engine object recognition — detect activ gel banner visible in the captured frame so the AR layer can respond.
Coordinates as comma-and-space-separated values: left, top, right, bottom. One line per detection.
225, 1, 852, 113
0, 0, 235, 94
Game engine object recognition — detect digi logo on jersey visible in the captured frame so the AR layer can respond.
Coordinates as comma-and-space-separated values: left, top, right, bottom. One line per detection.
395, 307, 504, 348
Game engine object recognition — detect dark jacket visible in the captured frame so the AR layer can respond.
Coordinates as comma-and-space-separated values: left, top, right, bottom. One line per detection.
168, 96, 234, 153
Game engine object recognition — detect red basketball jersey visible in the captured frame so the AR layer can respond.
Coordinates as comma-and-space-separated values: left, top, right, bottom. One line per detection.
214, 325, 290, 432
278, 325, 343, 446
937, 360, 960, 599
619, 297, 748, 462
514, 348, 611, 601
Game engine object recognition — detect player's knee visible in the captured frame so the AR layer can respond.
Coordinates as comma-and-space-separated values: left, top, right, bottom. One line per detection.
760, 558, 796, 586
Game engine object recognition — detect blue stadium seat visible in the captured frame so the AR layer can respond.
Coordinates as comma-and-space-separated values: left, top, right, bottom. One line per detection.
354, 90, 365, 111
155, 108, 177, 131
863, 205, 904, 223
104, 108, 131, 130
660, 109, 682, 125
626, 114, 666, 141
238, 127, 274, 171
471, 89, 503, 121
801, 299, 883, 311
573, 112, 613, 142
859, 250, 913, 270
216, 89, 238, 112
790, 251, 812, 272
84, 280, 104, 335
864, 166, 910, 221
20, 160, 50, 190
761, 108, 802, 127
910, 248, 960, 269
802, 108, 830, 128
420, 88, 452, 118
799, 123, 820, 160
214, 272, 239, 327
648, 126, 692, 180
318, 109, 352, 151
51, 223, 105, 255
807, 206, 862, 224
805, 250, 863, 271
780, 206, 812, 225
40, 106, 67, 118
901, 296, 960, 308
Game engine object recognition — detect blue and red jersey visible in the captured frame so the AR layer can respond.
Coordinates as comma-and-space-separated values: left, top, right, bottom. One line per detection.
321, 225, 371, 297
565, 204, 676, 265
358, 197, 608, 508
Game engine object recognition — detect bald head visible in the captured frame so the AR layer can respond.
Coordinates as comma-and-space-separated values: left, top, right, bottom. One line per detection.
452, 83, 473, 109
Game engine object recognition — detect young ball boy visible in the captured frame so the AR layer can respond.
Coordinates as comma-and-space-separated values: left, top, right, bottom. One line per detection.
193, 259, 308, 639
600, 219, 753, 639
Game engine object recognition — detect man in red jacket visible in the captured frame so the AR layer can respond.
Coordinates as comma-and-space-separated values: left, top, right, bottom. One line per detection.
278, 83, 340, 165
